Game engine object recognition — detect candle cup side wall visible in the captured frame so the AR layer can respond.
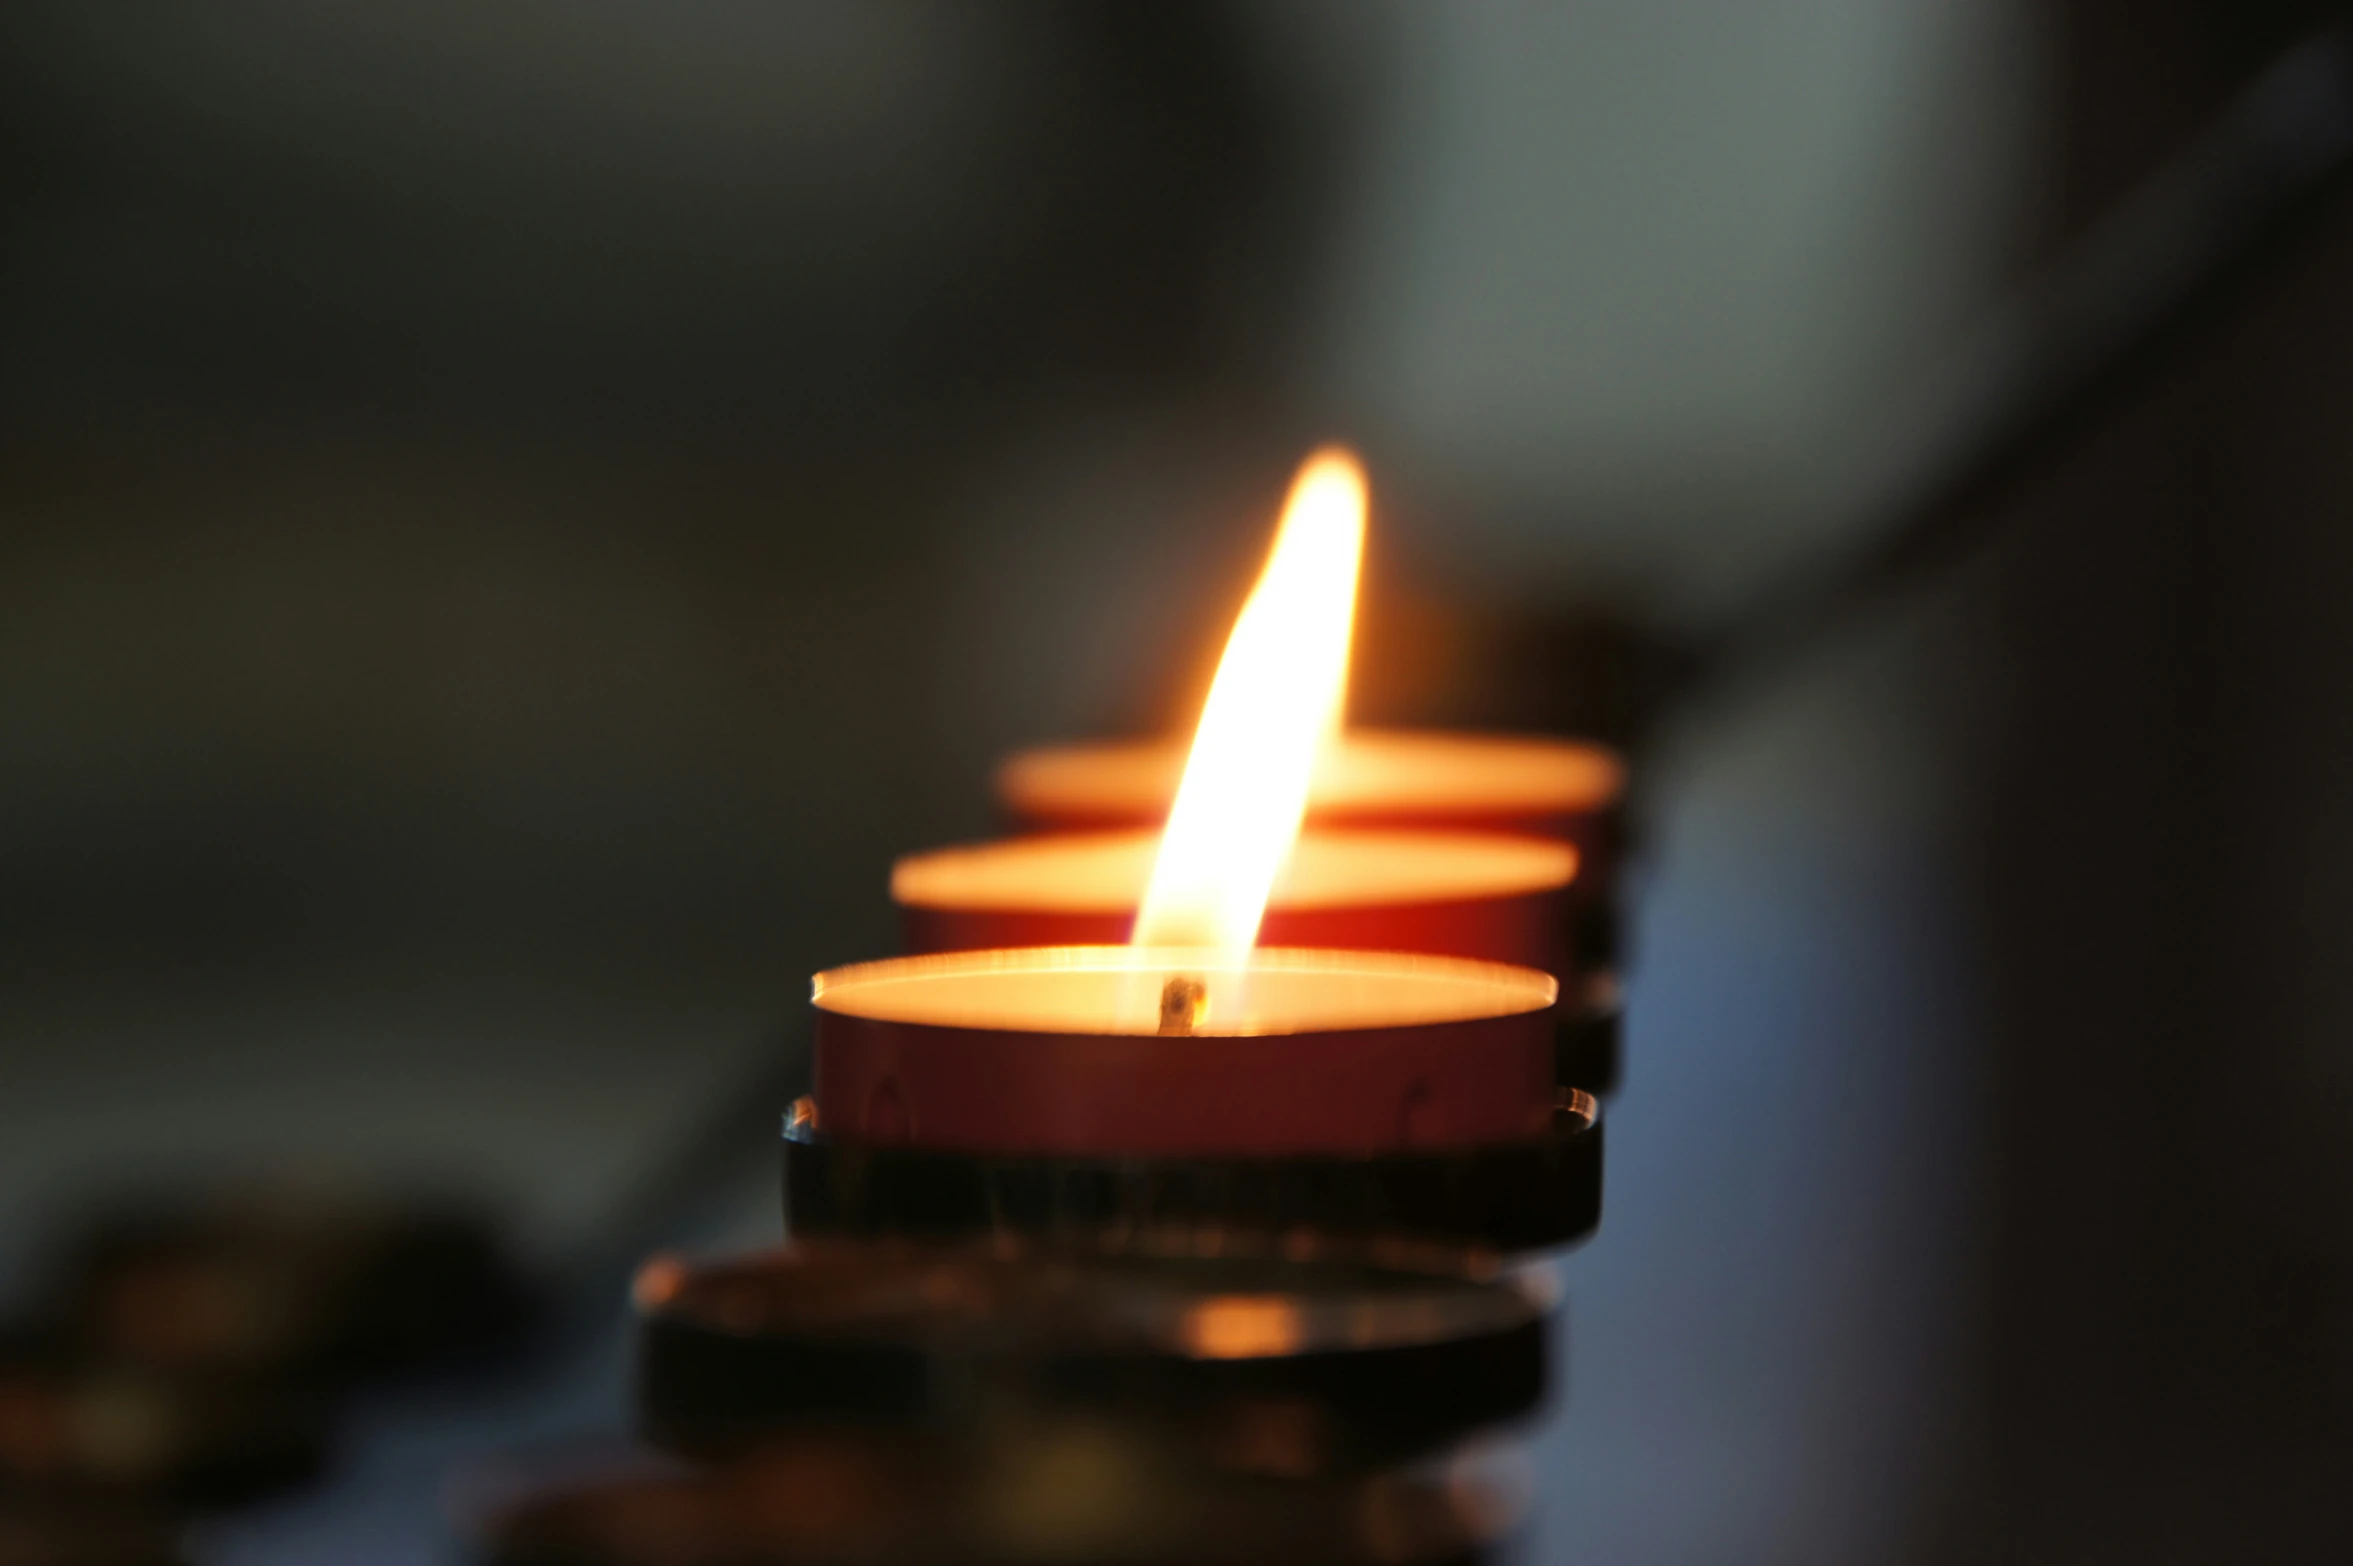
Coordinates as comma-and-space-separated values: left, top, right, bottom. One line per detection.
813, 1007, 1557, 1158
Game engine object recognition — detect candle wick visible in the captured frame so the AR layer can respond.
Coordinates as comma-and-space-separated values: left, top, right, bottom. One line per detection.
1158, 975, 1209, 1036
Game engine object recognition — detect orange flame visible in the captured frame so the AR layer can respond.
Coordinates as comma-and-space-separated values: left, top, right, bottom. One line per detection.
1131, 448, 1367, 956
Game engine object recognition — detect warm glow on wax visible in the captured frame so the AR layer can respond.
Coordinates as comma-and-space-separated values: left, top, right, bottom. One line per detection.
1131, 448, 1367, 955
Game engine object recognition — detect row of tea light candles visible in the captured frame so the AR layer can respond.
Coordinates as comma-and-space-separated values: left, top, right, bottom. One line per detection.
802, 449, 1625, 1172
485, 451, 1612, 1560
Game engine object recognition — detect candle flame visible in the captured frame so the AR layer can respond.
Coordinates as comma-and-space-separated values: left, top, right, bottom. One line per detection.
1131, 448, 1367, 956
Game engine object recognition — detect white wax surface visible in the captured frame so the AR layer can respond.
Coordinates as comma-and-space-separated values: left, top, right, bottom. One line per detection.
811, 946, 1557, 1037
891, 828, 1575, 913
997, 728, 1623, 819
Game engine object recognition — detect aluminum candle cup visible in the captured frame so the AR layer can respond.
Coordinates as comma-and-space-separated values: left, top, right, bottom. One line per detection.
791, 948, 1602, 1252
893, 828, 1578, 975
630, 1240, 1554, 1478
810, 946, 1558, 1158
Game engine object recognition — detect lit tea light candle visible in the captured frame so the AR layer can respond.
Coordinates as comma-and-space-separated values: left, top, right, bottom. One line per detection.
821, 450, 1550, 1155
891, 827, 1577, 972
812, 944, 1558, 1155
795, 449, 1602, 1244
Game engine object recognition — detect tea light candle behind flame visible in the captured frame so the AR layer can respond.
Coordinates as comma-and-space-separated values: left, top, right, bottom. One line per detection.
1000, 729, 1622, 837
1005, 728, 1626, 963
1000, 727, 1624, 906
810, 946, 1558, 1156
892, 828, 1578, 973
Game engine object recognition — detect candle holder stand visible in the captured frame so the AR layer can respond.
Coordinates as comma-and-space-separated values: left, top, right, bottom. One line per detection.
631, 1240, 1555, 1480
782, 1092, 1598, 1255
472, 1428, 1531, 1566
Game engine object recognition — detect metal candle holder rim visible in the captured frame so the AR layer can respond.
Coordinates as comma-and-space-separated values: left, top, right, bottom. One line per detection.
781, 1091, 1602, 1255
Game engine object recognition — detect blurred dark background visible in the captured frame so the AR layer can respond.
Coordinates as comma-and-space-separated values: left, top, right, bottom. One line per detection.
4, 2, 2351, 1561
